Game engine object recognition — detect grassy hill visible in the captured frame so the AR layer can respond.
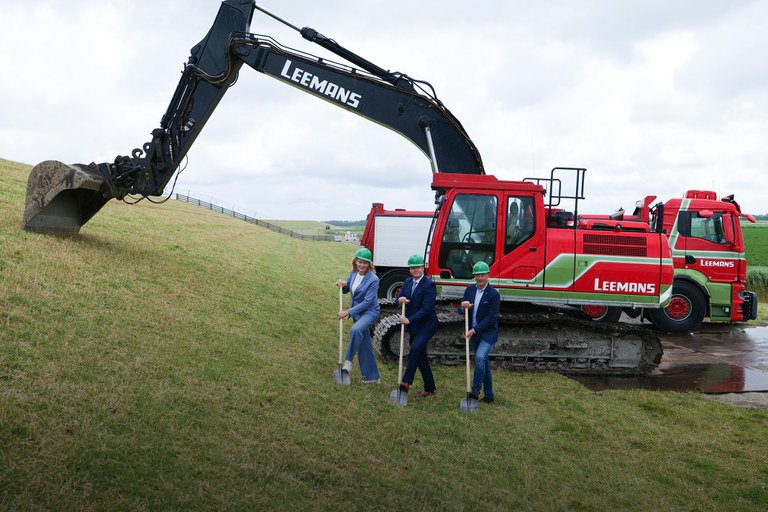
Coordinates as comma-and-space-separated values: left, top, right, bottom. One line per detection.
1, 158, 767, 510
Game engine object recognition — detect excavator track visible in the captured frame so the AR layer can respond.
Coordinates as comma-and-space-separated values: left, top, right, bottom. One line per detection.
373, 300, 662, 376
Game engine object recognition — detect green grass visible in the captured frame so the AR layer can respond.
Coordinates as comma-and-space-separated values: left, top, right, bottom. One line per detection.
743, 220, 768, 300
743, 221, 768, 267
747, 266, 768, 304
2, 157, 768, 510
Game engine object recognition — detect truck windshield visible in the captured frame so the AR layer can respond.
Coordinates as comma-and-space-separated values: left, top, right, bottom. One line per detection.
439, 194, 497, 279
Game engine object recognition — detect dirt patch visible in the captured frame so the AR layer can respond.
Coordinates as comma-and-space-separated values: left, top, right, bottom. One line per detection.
704, 392, 768, 412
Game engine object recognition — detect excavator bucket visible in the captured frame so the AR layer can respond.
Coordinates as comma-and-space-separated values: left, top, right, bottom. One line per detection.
23, 160, 110, 234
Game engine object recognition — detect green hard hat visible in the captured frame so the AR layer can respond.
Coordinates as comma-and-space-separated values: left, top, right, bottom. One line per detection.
355, 247, 373, 262
472, 261, 490, 274
407, 254, 425, 267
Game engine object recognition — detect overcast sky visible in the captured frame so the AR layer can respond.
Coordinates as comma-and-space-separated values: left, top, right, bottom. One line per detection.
1, 0, 766, 220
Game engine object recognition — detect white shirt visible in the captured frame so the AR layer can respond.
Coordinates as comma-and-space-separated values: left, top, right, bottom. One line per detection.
351, 272, 365, 294
473, 285, 487, 327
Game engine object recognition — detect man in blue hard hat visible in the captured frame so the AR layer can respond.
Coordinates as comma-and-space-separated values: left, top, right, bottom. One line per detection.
397, 254, 439, 397
458, 261, 500, 403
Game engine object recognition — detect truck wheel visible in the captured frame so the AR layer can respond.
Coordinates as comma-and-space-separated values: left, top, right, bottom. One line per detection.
648, 281, 706, 332
379, 271, 410, 300
581, 305, 622, 323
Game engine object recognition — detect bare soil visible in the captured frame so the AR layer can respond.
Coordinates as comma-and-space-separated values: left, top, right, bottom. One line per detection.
705, 392, 768, 412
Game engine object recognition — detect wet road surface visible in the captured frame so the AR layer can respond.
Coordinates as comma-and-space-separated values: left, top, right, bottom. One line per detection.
572, 324, 768, 394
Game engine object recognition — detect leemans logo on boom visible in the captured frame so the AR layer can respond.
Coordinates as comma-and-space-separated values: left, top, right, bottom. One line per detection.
594, 279, 656, 294
280, 60, 362, 108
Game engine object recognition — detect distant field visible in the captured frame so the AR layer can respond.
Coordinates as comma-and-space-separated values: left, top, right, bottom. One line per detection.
268, 220, 364, 237
265, 219, 334, 236
743, 221, 768, 267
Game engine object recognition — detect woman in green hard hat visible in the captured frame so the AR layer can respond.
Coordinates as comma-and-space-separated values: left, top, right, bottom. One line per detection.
335, 247, 381, 383
397, 254, 439, 397
458, 261, 500, 403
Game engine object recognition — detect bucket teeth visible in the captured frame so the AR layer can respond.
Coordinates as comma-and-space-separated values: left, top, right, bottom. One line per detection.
23, 160, 110, 234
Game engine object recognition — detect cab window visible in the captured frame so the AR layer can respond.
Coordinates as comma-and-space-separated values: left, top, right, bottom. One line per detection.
686, 212, 728, 244
505, 196, 535, 254
439, 194, 497, 279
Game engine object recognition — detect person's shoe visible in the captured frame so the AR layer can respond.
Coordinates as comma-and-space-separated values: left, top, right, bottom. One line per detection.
468, 391, 480, 401
399, 382, 410, 393
481, 395, 494, 403
417, 391, 437, 397
342, 360, 352, 372
362, 378, 381, 384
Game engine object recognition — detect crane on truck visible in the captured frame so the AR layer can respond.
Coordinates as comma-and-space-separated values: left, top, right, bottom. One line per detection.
23, 0, 671, 374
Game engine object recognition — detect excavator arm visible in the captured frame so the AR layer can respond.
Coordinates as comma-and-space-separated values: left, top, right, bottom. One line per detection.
23, 0, 483, 234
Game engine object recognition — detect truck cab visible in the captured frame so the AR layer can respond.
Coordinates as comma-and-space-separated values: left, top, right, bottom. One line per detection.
649, 190, 758, 330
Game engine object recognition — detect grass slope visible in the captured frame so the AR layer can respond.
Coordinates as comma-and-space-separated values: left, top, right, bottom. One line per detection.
1, 158, 767, 511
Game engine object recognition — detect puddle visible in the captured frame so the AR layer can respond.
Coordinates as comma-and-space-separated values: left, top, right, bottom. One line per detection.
572, 325, 768, 394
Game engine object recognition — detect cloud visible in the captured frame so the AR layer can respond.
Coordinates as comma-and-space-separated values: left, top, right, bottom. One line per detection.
1, 0, 766, 221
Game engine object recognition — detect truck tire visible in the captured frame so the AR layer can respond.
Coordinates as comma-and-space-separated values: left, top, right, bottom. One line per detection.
581, 305, 622, 323
648, 280, 706, 332
378, 270, 410, 300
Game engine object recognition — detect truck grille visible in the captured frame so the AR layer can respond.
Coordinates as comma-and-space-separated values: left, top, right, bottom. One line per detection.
582, 233, 647, 257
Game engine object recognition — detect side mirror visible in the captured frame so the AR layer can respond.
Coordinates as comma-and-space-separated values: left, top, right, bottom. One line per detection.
747, 214, 756, 223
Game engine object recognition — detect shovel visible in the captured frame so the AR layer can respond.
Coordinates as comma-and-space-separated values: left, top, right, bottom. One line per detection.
389, 301, 408, 407
332, 286, 351, 386
460, 307, 478, 413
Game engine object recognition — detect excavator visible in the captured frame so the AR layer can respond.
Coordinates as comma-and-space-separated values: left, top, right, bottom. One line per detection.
24, 0, 671, 374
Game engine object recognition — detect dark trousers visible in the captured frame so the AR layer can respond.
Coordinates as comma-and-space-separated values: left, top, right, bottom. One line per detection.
402, 330, 437, 392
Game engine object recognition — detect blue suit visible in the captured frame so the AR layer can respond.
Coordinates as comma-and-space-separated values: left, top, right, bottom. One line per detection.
400, 276, 439, 392
342, 270, 380, 380
458, 283, 500, 398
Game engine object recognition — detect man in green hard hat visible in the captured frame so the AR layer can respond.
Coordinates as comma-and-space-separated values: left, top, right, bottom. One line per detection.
397, 254, 439, 397
458, 261, 500, 403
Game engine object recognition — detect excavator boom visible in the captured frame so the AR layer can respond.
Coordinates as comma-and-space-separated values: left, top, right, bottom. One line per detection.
23, 0, 482, 234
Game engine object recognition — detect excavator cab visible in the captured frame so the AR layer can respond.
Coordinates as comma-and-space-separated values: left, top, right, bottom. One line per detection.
429, 173, 549, 299
436, 193, 498, 280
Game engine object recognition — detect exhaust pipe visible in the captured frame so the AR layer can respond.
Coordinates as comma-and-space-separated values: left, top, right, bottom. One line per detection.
23, 160, 111, 234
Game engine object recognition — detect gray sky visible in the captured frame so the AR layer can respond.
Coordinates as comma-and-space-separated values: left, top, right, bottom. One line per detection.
1, 0, 766, 220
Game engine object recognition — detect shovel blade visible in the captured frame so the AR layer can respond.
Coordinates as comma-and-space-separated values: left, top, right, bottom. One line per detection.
24, 160, 110, 234
389, 389, 408, 407
332, 369, 351, 386
460, 397, 478, 413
